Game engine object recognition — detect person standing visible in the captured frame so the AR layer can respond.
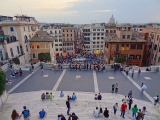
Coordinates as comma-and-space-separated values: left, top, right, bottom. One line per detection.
113, 103, 118, 115
153, 95, 159, 105
20, 106, 30, 120
142, 106, 146, 120
132, 104, 138, 118
11, 109, 20, 120
115, 83, 118, 93
41, 65, 44, 72
128, 97, 133, 110
112, 84, 115, 93
120, 102, 127, 118
19, 68, 22, 76
66, 99, 70, 115
138, 69, 141, 76
89, 63, 92, 70
136, 109, 144, 120
132, 69, 134, 77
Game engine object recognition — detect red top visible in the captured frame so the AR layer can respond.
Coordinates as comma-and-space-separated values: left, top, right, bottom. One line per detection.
121, 104, 127, 111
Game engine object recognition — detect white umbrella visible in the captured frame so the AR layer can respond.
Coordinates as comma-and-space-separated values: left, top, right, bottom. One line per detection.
142, 85, 147, 89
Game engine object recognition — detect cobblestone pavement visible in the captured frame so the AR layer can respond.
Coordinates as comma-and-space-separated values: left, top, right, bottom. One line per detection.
0, 91, 159, 120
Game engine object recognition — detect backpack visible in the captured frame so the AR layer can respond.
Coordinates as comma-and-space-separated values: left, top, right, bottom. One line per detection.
23, 110, 29, 118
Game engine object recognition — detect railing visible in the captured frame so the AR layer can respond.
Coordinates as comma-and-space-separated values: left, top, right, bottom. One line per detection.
114, 50, 121, 54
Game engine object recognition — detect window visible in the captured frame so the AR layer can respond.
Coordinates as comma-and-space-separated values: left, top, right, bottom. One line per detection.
24, 35, 28, 43
63, 30, 64, 32
97, 37, 100, 40
93, 37, 96, 40
97, 33, 100, 36
159, 47, 160, 52
93, 42, 95, 44
93, 29, 96, 31
50, 31, 52, 34
63, 34, 65, 37
121, 44, 124, 50
67, 34, 68, 37
26, 45, 28, 51
56, 48, 58, 51
67, 30, 68, 32
37, 43, 40, 49
31, 43, 34, 48
126, 44, 129, 50
10, 48, 14, 57
59, 44, 62, 46
24, 27, 25, 31
101, 33, 104, 35
127, 35, 130, 39
101, 37, 104, 39
71, 30, 72, 32
55, 44, 58, 46
157, 35, 159, 41
130, 44, 136, 49
97, 45, 99, 48
129, 55, 134, 60
71, 34, 72, 37
28, 26, 30, 31
101, 29, 104, 31
137, 44, 142, 50
154, 44, 157, 50
17, 46, 20, 54
10, 27, 14, 31
59, 39, 62, 42
32, 53, 36, 58
60, 48, 62, 51
136, 55, 141, 60
97, 29, 100, 31
158, 57, 160, 63
151, 34, 154, 39
122, 35, 125, 39
114, 30, 116, 33
106, 30, 108, 33
93, 33, 96, 36
55, 40, 58, 42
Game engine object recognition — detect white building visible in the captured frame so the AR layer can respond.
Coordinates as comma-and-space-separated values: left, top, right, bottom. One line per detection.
82, 23, 105, 54
42, 25, 63, 56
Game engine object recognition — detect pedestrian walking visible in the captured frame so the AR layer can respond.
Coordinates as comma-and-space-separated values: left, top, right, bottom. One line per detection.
112, 84, 115, 93
132, 104, 138, 118
138, 69, 141, 76
122, 96, 128, 103
11, 109, 20, 120
132, 69, 134, 77
66, 99, 70, 115
128, 90, 132, 98
128, 97, 133, 110
153, 95, 159, 105
20, 106, 30, 120
115, 83, 118, 93
41, 65, 43, 72
141, 84, 147, 94
113, 103, 118, 115
120, 102, 127, 118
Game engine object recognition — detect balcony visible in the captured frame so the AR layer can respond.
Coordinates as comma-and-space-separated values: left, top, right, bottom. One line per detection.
114, 50, 121, 54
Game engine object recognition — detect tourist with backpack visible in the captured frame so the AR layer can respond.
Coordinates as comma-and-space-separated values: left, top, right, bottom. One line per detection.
20, 106, 30, 120
39, 108, 47, 118
153, 95, 159, 105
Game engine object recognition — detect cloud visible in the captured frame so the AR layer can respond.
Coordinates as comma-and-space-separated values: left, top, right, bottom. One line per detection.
92, 9, 115, 13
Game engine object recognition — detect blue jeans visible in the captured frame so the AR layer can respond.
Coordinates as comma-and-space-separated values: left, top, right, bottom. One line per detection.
113, 108, 117, 114
67, 108, 70, 115
132, 113, 136, 118
136, 117, 141, 120
121, 110, 125, 118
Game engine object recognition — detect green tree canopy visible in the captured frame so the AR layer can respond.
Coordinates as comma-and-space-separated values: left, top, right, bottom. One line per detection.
38, 53, 51, 62
115, 56, 126, 63
0, 70, 6, 95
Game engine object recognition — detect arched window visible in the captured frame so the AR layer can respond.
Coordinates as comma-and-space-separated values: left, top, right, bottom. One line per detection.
31, 43, 34, 49
37, 43, 40, 48
157, 35, 159, 41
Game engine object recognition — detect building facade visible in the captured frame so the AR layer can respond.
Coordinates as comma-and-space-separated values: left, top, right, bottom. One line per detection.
0, 15, 39, 64
30, 31, 55, 63
104, 24, 146, 66
82, 23, 105, 54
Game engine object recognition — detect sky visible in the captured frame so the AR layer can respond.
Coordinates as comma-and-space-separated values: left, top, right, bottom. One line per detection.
0, 0, 160, 24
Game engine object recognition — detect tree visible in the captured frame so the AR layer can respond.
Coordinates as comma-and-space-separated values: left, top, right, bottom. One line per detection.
12, 57, 20, 64
115, 56, 126, 63
38, 53, 51, 62
0, 70, 6, 95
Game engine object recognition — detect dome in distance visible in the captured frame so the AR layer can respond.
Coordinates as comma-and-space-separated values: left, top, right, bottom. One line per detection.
108, 15, 115, 24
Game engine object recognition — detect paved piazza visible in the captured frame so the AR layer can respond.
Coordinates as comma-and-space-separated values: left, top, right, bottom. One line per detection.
0, 69, 160, 120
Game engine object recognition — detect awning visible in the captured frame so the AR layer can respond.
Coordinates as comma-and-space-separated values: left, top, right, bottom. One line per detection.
0, 35, 10, 39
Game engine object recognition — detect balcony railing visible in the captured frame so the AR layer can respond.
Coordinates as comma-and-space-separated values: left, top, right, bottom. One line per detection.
115, 50, 121, 54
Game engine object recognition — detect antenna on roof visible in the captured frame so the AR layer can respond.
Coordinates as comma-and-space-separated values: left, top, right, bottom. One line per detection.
20, 6, 23, 15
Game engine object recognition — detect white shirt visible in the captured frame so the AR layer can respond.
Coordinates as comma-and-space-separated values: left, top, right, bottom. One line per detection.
94, 109, 99, 117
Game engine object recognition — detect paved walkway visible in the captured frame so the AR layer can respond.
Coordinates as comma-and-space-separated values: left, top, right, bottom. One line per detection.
0, 91, 159, 120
